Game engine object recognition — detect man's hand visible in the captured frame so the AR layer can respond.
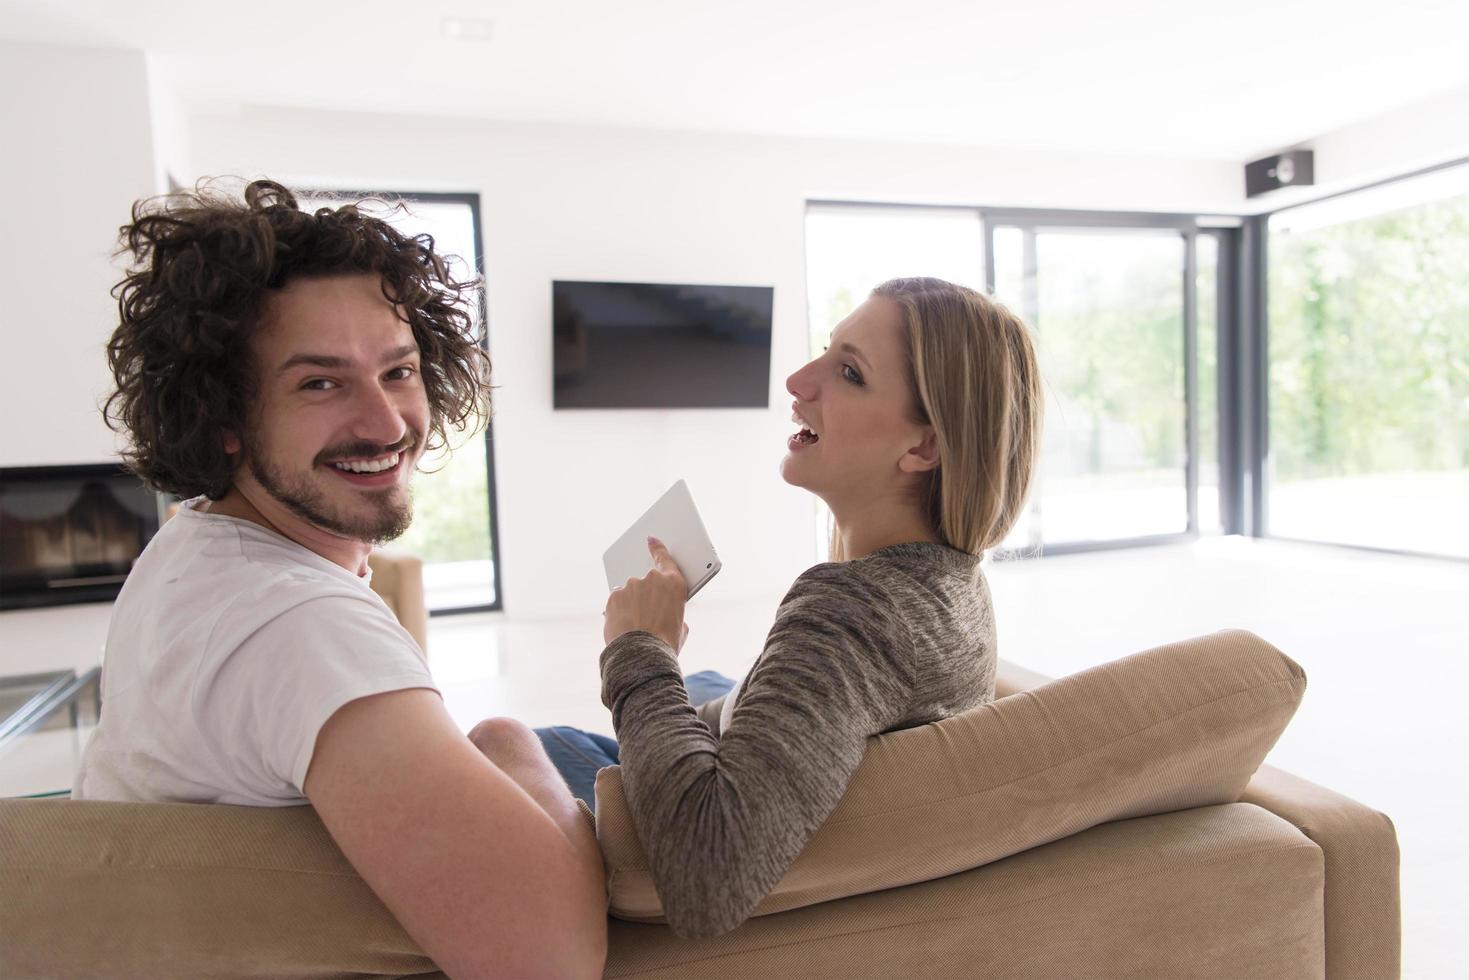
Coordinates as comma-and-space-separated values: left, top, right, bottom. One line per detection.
603, 537, 689, 652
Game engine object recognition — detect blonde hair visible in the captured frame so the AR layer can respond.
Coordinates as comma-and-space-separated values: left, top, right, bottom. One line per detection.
830, 277, 1042, 561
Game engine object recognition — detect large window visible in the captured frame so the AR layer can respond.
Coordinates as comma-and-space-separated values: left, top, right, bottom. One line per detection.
1267, 165, 1469, 558
807, 177, 1467, 564
303, 190, 502, 609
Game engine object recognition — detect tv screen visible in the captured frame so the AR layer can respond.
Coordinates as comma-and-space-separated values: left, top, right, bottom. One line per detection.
553, 280, 773, 409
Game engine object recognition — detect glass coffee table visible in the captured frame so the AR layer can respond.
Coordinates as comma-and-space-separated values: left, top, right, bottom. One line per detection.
0, 667, 101, 798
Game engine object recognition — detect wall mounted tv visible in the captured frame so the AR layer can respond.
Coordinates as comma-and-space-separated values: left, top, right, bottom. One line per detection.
552, 280, 773, 409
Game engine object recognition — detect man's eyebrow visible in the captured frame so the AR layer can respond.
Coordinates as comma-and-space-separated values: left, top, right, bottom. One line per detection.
836, 341, 872, 370
277, 344, 421, 374
381, 343, 421, 364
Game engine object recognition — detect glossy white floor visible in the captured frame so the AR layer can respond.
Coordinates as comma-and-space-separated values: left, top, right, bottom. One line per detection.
4, 536, 1463, 976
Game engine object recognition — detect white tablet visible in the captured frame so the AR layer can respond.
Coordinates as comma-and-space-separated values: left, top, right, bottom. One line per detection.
603, 480, 722, 599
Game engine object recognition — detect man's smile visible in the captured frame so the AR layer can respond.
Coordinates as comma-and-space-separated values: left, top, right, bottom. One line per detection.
330, 449, 405, 473
317, 435, 418, 488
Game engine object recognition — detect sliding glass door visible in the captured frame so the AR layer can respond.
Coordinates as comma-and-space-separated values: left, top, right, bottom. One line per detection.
805, 204, 1221, 556
1266, 164, 1469, 558
985, 213, 1214, 550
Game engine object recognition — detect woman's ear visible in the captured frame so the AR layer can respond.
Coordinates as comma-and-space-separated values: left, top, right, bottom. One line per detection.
897, 426, 941, 474
223, 430, 241, 454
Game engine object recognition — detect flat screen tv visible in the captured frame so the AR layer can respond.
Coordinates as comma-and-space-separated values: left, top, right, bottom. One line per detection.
553, 280, 773, 409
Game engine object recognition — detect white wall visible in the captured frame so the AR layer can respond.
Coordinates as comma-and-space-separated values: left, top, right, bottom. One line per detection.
8, 42, 1469, 621
0, 42, 157, 466
1313, 82, 1469, 186
144, 53, 192, 192
184, 107, 1242, 617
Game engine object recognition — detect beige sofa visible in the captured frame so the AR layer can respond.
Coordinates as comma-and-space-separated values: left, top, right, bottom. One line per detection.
0, 631, 1399, 979
366, 549, 428, 653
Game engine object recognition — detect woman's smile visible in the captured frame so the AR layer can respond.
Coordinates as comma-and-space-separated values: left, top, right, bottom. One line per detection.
789, 404, 820, 450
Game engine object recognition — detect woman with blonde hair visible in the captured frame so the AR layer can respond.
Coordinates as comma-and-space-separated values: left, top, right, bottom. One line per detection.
542, 276, 1042, 938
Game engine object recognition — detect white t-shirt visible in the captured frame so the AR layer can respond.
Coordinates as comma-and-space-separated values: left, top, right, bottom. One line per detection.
73, 498, 437, 806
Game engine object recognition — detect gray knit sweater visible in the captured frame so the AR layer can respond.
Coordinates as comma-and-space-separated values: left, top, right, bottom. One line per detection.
599, 541, 996, 938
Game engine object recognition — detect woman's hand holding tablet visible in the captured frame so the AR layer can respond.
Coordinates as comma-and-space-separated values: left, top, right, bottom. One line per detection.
601, 481, 721, 652
602, 480, 721, 600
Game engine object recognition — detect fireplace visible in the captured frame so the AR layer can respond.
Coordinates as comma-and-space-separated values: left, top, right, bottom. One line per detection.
0, 464, 163, 610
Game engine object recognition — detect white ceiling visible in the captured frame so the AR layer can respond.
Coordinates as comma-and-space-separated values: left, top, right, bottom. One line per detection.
4, 0, 1469, 160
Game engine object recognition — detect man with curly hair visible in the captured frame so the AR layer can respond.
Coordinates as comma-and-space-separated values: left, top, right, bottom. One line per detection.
74, 180, 606, 978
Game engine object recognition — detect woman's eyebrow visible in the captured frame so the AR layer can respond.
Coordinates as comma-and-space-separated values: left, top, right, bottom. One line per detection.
836, 341, 872, 370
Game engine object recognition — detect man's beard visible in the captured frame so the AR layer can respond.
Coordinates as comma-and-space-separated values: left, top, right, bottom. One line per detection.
245, 436, 415, 545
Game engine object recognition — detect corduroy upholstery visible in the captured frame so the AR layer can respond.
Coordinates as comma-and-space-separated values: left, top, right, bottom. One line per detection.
597, 629, 1306, 921
0, 799, 438, 980
995, 656, 1401, 980
1241, 764, 1401, 980
0, 630, 1398, 978
604, 803, 1325, 979
366, 549, 428, 654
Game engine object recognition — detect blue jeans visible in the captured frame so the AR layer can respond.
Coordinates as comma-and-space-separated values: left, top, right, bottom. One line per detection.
536, 670, 736, 814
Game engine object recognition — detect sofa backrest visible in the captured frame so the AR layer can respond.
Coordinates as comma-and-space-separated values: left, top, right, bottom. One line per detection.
596, 628, 1307, 921
0, 795, 440, 979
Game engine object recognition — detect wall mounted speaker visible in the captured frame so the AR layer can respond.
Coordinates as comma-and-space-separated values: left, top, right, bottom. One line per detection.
1245, 149, 1315, 198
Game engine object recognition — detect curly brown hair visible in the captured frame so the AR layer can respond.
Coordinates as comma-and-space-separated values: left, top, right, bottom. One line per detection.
104, 178, 492, 500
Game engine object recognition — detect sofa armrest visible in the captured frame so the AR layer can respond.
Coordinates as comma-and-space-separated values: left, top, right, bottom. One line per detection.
998, 652, 1401, 979
1241, 764, 1400, 980
994, 657, 1053, 698
367, 550, 428, 655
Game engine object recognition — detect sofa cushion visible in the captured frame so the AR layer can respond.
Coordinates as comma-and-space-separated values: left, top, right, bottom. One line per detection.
604, 803, 1325, 980
596, 628, 1306, 921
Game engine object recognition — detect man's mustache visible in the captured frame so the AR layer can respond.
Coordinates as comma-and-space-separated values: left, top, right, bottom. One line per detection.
316, 432, 419, 465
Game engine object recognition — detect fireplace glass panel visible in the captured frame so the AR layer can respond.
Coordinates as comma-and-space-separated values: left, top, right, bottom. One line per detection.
0, 465, 161, 609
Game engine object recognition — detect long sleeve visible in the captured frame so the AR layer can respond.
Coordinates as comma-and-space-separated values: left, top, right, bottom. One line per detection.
599, 563, 917, 938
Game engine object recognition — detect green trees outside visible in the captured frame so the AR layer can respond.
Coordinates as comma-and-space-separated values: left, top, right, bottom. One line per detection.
1270, 194, 1469, 481
818, 238, 1194, 483
1032, 235, 1186, 480
394, 438, 494, 565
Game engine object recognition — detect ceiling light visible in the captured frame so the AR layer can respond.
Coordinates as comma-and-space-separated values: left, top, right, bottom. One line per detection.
441, 17, 494, 42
